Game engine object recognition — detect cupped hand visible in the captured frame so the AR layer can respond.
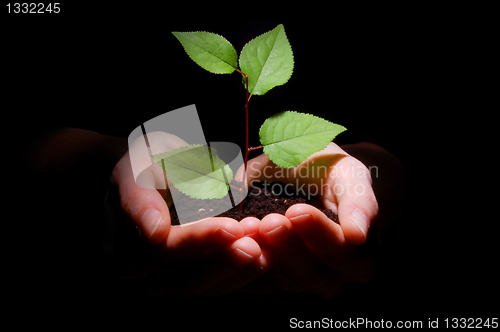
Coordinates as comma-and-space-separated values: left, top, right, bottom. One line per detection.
235, 143, 379, 297
106, 132, 271, 296
236, 142, 378, 245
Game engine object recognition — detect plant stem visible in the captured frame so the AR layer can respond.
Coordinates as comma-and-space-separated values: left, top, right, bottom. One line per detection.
248, 145, 263, 152
229, 183, 243, 192
236, 69, 251, 211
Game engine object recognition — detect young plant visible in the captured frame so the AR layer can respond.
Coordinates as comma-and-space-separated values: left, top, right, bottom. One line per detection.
155, 25, 346, 202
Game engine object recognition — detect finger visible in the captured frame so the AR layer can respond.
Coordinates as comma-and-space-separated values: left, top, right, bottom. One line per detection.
286, 203, 347, 253
206, 240, 271, 295
240, 217, 260, 237
128, 131, 188, 190
115, 132, 188, 244
259, 214, 323, 285
239, 216, 268, 251
111, 152, 171, 245
286, 204, 376, 282
172, 237, 261, 296
234, 153, 278, 185
259, 214, 344, 297
329, 156, 379, 245
165, 217, 245, 259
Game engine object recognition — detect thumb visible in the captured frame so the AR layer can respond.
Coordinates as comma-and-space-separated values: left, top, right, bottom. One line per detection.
111, 152, 171, 245
234, 153, 279, 185
114, 131, 189, 245
332, 157, 379, 245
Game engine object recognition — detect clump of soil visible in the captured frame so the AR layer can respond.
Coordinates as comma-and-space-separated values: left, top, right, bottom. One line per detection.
169, 181, 338, 225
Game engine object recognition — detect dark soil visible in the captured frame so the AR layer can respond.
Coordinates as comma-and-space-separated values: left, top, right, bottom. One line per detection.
169, 181, 338, 225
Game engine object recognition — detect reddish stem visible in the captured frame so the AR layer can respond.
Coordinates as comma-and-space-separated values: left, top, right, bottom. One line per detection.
248, 145, 263, 152
229, 183, 243, 192
236, 69, 251, 211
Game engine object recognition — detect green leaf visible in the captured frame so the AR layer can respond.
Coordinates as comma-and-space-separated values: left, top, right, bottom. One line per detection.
259, 111, 347, 168
172, 31, 238, 74
152, 145, 233, 199
239, 24, 294, 95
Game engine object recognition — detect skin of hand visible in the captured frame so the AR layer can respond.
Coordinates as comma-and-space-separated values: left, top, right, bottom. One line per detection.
234, 143, 379, 297
25, 128, 396, 297
107, 132, 272, 296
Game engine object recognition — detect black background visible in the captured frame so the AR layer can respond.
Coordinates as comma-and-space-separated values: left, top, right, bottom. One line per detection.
3, 3, 497, 328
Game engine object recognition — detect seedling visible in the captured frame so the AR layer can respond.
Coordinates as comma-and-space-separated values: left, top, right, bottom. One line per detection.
154, 24, 346, 204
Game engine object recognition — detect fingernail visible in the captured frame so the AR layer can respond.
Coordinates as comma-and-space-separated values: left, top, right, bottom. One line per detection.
289, 214, 312, 222
234, 248, 255, 260
350, 209, 368, 239
220, 228, 239, 240
264, 225, 286, 236
140, 208, 163, 239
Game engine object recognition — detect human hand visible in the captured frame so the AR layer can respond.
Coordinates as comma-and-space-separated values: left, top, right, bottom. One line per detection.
235, 143, 379, 297
106, 132, 271, 296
